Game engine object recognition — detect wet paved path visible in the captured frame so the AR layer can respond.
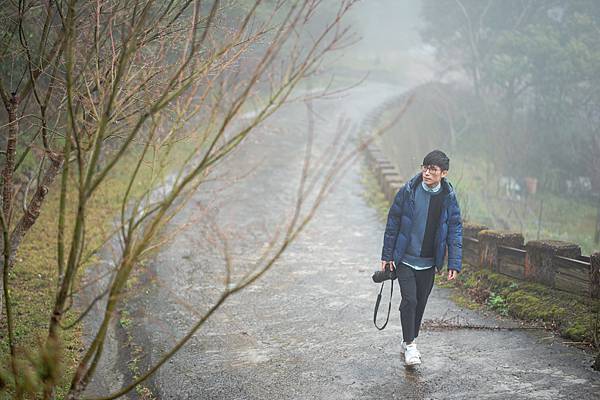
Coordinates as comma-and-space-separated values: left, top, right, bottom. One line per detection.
102, 83, 599, 399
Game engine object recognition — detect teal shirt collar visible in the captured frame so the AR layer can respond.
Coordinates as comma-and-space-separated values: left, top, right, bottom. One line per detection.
421, 180, 441, 193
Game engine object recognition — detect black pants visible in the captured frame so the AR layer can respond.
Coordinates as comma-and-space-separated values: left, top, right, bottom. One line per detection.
396, 263, 436, 343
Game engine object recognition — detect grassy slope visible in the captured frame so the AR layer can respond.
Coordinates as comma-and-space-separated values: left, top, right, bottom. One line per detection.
0, 141, 191, 398
449, 157, 599, 256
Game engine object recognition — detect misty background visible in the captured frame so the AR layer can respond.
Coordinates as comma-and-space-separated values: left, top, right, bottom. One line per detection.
326, 0, 600, 255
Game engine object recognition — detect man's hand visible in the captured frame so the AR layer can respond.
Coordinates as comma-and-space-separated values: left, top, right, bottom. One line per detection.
381, 260, 395, 271
447, 269, 458, 281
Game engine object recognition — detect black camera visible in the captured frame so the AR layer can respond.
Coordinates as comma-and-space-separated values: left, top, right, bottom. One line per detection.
372, 263, 397, 283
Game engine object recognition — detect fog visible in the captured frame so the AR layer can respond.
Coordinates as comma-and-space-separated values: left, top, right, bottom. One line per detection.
340, 0, 435, 85
0, 1, 598, 396
333, 0, 600, 254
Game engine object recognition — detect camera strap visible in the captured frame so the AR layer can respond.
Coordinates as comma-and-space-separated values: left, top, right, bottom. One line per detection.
373, 280, 393, 330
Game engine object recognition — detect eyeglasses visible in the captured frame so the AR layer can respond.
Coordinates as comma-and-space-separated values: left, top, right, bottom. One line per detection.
421, 165, 442, 174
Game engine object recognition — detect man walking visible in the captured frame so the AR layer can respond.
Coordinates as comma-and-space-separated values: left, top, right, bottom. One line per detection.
380, 150, 463, 366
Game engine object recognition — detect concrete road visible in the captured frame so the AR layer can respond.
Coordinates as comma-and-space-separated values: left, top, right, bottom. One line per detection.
90, 82, 600, 399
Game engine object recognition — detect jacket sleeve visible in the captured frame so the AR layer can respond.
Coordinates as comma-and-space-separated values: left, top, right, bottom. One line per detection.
447, 196, 463, 272
381, 185, 406, 261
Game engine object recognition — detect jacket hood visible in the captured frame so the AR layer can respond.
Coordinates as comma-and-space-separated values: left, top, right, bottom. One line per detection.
406, 172, 455, 198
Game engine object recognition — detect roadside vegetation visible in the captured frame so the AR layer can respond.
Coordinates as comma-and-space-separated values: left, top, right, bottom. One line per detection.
450, 157, 598, 256
0, 145, 186, 398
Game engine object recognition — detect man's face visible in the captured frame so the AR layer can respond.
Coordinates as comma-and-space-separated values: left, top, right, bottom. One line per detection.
421, 164, 448, 188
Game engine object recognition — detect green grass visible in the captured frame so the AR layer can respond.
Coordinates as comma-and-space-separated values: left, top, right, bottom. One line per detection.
442, 265, 600, 345
359, 160, 391, 222
449, 157, 599, 255
0, 139, 193, 398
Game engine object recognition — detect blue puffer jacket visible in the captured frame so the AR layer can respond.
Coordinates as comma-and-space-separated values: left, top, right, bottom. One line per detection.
381, 173, 463, 272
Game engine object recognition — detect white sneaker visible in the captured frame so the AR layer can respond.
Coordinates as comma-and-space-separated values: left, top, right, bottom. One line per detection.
412, 342, 421, 359
400, 339, 419, 356
404, 343, 421, 365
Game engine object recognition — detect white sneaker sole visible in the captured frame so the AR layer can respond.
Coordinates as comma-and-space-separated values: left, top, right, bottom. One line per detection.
405, 357, 421, 366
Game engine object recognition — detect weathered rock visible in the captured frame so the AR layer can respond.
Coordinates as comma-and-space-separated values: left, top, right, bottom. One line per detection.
525, 240, 581, 287
477, 230, 524, 271
590, 252, 600, 299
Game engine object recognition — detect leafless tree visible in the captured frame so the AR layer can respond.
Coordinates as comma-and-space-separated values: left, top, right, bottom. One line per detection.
0, 0, 410, 397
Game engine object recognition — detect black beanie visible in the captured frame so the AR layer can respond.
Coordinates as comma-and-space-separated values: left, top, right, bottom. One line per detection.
423, 150, 450, 171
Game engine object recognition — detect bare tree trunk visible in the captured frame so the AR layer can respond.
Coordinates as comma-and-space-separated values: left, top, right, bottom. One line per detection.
595, 199, 600, 245
2, 94, 18, 221
0, 92, 19, 316
593, 135, 600, 245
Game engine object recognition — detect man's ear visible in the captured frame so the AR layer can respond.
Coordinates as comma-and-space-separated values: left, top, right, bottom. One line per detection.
441, 170, 448, 178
